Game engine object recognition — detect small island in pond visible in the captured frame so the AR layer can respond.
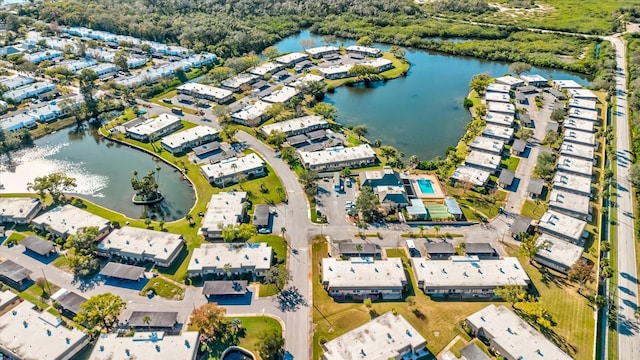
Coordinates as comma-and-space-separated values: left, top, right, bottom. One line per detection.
131, 168, 164, 205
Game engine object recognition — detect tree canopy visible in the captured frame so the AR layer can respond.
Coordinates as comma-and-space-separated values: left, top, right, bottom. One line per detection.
356, 186, 379, 219
257, 330, 285, 360
27, 172, 77, 202
74, 293, 126, 332
189, 303, 229, 345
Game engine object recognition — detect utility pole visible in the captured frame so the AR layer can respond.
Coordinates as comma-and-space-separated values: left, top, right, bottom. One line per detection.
41, 268, 52, 299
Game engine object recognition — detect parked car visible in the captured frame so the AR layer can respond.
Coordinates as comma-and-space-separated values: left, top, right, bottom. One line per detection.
258, 228, 271, 234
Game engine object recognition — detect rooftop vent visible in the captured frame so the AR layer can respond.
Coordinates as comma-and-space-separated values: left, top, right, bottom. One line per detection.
100, 346, 104, 351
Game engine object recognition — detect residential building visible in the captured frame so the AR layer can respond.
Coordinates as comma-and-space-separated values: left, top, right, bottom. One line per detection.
160, 125, 218, 154
495, 76, 524, 89
465, 151, 501, 172
511, 139, 526, 156
0, 197, 42, 224
425, 242, 455, 260
230, 100, 272, 126
187, 242, 272, 277
0, 300, 90, 360
51, 289, 87, 319
363, 58, 393, 72
346, 45, 382, 58
548, 189, 591, 221
552, 79, 583, 90
482, 124, 514, 141
274, 52, 310, 66
538, 210, 587, 244
520, 74, 548, 87
485, 92, 511, 103
305, 46, 340, 58
546, 88, 567, 100
202, 280, 248, 299
411, 256, 530, 297
466, 305, 572, 360
485, 112, 514, 127
487, 102, 515, 115
486, 83, 510, 93
99, 262, 146, 281
4, 82, 56, 102
297, 145, 377, 171
220, 73, 259, 92
200, 192, 247, 239
527, 178, 544, 198
261, 115, 328, 136
552, 173, 592, 197
24, 49, 64, 64
200, 154, 266, 187
252, 204, 270, 228
176, 83, 233, 103
321, 313, 427, 360
98, 226, 185, 267
557, 155, 593, 178
568, 98, 597, 110
563, 130, 596, 148
0, 75, 34, 90
262, 86, 299, 103
568, 107, 598, 122
90, 332, 200, 360
0, 113, 34, 131
464, 243, 497, 259
450, 166, 491, 187
22, 235, 56, 257
84, 63, 118, 76
338, 242, 382, 259
321, 258, 406, 300
317, 64, 354, 80
126, 113, 183, 141
360, 167, 404, 188
509, 216, 532, 238
249, 62, 285, 78
32, 204, 111, 240
0, 290, 19, 311
498, 169, 515, 188
0, 260, 32, 290
568, 88, 598, 101
127, 311, 178, 332
560, 142, 595, 162
470, 136, 504, 155
564, 118, 595, 133
59, 58, 98, 72
534, 234, 583, 274
289, 73, 325, 89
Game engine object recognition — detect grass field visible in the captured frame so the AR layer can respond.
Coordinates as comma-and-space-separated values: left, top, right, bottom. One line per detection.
140, 276, 185, 300
501, 156, 521, 172
521, 199, 548, 220
249, 234, 287, 297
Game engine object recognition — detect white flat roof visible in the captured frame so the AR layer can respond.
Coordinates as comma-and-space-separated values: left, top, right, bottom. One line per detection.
485, 92, 511, 103
289, 74, 325, 89
346, 45, 382, 55
495, 76, 524, 86
322, 258, 406, 289
552, 79, 583, 89
0, 300, 88, 360
552, 173, 592, 195
0, 75, 34, 90
261, 115, 327, 136
560, 142, 594, 160
274, 52, 309, 65
465, 151, 501, 170
305, 46, 339, 56
521, 74, 547, 83
249, 62, 282, 76
466, 305, 572, 360
538, 210, 587, 241
486, 83, 510, 93
322, 312, 426, 360
568, 107, 598, 121
483, 124, 514, 140
298, 145, 376, 168
177, 83, 232, 100
568, 98, 597, 110
221, 73, 259, 89
231, 100, 272, 121
450, 166, 491, 187
470, 136, 504, 154
160, 125, 218, 149
487, 102, 515, 115
200, 192, 247, 232
364, 57, 392, 69
200, 154, 265, 180
90, 332, 199, 360
557, 155, 593, 177
318, 64, 353, 76
563, 118, 594, 133
536, 234, 584, 270
485, 112, 514, 126
127, 113, 182, 137
0, 197, 41, 219
548, 189, 591, 216
99, 226, 183, 263
32, 204, 110, 236
261, 86, 299, 103
412, 256, 530, 288
563, 130, 595, 147
568, 88, 597, 100
188, 242, 272, 273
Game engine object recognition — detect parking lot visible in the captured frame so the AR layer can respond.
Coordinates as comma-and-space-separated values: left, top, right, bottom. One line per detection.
315, 176, 357, 224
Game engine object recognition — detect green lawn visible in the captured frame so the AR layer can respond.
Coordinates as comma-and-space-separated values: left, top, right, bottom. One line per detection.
521, 199, 548, 220
250, 235, 287, 297
501, 156, 521, 172
323, 52, 410, 89
4, 232, 26, 244
140, 276, 185, 300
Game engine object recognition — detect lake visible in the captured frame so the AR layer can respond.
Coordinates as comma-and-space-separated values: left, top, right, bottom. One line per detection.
0, 129, 194, 221
274, 30, 591, 160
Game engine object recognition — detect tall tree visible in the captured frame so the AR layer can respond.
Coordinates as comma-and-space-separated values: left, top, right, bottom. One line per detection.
74, 293, 126, 332
509, 62, 532, 75
355, 186, 379, 219
352, 125, 368, 141
257, 330, 285, 360
568, 260, 595, 293
469, 72, 491, 95
494, 285, 527, 308
520, 235, 545, 264
113, 51, 129, 72
356, 36, 373, 46
261, 46, 279, 59
189, 303, 229, 345
78, 68, 99, 119
27, 172, 77, 202
264, 266, 291, 290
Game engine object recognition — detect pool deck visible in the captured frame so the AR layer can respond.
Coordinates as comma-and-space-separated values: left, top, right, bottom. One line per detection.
407, 174, 446, 199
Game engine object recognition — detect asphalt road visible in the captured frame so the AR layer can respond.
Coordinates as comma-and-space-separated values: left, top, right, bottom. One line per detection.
608, 35, 640, 359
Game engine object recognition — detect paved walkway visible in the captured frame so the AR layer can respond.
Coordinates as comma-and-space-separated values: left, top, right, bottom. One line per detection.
608, 35, 640, 360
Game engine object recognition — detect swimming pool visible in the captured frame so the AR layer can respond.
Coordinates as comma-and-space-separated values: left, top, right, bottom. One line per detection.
416, 178, 435, 194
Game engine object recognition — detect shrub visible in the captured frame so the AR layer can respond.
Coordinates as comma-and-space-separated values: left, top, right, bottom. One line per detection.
463, 97, 473, 108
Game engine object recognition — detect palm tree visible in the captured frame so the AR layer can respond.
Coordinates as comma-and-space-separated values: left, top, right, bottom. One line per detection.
185, 214, 194, 226
142, 315, 152, 331
355, 243, 363, 258
159, 219, 165, 231
155, 165, 161, 183
281, 227, 288, 248
218, 172, 225, 188
433, 225, 441, 238
223, 263, 232, 278
418, 225, 424, 238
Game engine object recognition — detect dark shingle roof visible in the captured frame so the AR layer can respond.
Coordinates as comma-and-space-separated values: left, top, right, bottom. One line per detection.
460, 342, 491, 360
21, 235, 55, 256
0, 260, 32, 283
528, 178, 545, 195
202, 280, 248, 296
518, 113, 532, 125
511, 216, 533, 235
253, 204, 270, 227
511, 139, 526, 152
99, 262, 145, 281
338, 242, 380, 255
56, 291, 87, 315
128, 311, 178, 328
498, 170, 515, 186
425, 242, 455, 255
465, 242, 494, 254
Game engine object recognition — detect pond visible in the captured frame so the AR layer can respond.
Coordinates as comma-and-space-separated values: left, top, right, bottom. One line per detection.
274, 30, 591, 160
0, 128, 195, 221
